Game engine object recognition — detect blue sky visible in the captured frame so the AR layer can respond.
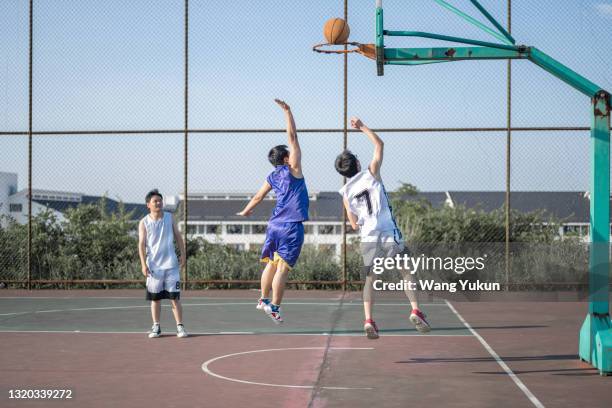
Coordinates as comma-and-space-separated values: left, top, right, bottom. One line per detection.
1, 0, 611, 202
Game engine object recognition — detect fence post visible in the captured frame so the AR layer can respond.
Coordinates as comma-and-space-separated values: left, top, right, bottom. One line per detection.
27, 0, 34, 290
340, 0, 349, 292
182, 0, 189, 290
504, 0, 512, 291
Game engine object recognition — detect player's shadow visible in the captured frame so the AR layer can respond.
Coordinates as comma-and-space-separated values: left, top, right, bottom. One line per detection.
426, 324, 548, 331
260, 328, 397, 335
250, 328, 427, 335
474, 368, 600, 376
182, 333, 216, 338
152, 333, 214, 339
249, 324, 547, 335
396, 354, 578, 364
396, 354, 602, 375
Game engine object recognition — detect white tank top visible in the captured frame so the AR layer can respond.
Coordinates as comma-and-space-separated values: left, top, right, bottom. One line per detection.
143, 212, 179, 270
339, 170, 403, 243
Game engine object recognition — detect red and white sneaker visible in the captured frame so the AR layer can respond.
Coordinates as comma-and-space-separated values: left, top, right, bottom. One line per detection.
256, 298, 271, 310
364, 319, 379, 339
410, 309, 431, 333
263, 303, 284, 324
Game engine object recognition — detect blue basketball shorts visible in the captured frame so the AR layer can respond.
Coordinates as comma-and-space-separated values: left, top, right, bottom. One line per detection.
260, 222, 305, 268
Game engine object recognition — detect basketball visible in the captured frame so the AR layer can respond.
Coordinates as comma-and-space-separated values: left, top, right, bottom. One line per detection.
323, 18, 350, 44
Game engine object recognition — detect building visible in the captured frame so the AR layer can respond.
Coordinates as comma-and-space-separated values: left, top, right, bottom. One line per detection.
1, 171, 606, 249
446, 191, 593, 240
177, 190, 606, 256
176, 191, 353, 256
0, 172, 148, 226
0, 172, 18, 223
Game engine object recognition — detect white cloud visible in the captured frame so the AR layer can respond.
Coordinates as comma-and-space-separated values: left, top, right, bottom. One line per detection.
595, 3, 612, 18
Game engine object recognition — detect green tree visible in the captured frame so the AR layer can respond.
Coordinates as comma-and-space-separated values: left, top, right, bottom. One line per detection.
0, 215, 28, 281
60, 198, 139, 280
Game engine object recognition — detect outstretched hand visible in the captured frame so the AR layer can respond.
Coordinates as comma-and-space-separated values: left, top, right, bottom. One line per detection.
350, 116, 364, 130
236, 209, 253, 217
274, 99, 291, 111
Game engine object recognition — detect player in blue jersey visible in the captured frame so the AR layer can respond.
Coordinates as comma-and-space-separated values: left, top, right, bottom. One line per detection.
237, 99, 309, 324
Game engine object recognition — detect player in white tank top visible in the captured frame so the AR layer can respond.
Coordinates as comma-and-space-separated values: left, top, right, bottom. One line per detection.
138, 189, 188, 338
142, 211, 179, 271
335, 117, 431, 338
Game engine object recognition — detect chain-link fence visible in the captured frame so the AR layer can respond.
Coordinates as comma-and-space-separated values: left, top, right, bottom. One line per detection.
0, 0, 609, 288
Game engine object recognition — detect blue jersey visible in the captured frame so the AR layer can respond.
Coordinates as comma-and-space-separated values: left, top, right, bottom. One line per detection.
266, 165, 309, 223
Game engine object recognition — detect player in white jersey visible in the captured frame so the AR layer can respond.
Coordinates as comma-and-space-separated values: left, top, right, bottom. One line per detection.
336, 117, 430, 339
138, 189, 188, 338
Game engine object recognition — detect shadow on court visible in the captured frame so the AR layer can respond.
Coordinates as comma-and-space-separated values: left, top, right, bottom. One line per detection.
398, 354, 578, 364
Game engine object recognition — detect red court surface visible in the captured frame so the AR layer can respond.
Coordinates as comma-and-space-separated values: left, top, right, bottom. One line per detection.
0, 290, 610, 408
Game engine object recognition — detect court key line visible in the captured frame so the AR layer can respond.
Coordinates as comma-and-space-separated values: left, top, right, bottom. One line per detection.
445, 300, 545, 408
201, 347, 374, 390
0, 302, 447, 316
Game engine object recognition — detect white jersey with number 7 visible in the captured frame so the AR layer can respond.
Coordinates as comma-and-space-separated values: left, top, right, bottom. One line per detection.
339, 169, 402, 243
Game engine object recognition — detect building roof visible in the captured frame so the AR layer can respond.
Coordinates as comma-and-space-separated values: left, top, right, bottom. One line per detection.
181, 191, 343, 222
33, 195, 148, 220
180, 191, 598, 223
447, 191, 590, 222
398, 192, 449, 209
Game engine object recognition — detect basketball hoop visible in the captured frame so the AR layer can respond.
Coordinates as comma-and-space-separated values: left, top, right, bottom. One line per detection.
312, 42, 376, 60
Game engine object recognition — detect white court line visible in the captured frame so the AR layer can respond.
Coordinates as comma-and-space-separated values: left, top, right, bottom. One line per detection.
284, 333, 471, 337
444, 300, 545, 408
0, 297, 449, 306
0, 304, 250, 316
0, 330, 222, 335
0, 297, 351, 300
0, 302, 447, 316
0, 311, 32, 317
0, 329, 471, 337
201, 347, 374, 390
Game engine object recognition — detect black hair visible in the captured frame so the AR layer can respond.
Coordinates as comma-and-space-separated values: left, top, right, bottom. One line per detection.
268, 145, 289, 167
145, 189, 163, 203
335, 150, 359, 178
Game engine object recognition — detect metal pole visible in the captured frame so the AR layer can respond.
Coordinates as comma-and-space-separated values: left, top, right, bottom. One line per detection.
27, 0, 34, 291
375, 1, 384, 76
341, 0, 348, 292
578, 91, 612, 374
504, 0, 511, 291
183, 0, 189, 290
588, 92, 611, 316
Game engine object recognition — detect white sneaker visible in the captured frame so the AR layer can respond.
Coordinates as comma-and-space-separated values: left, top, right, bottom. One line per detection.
263, 304, 284, 324
364, 319, 379, 340
256, 298, 271, 310
176, 324, 188, 338
409, 309, 431, 333
148, 324, 161, 338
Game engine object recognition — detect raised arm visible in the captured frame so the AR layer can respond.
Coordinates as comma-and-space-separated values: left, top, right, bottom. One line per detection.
350, 116, 384, 179
138, 219, 149, 277
237, 181, 273, 217
275, 99, 302, 177
171, 215, 186, 269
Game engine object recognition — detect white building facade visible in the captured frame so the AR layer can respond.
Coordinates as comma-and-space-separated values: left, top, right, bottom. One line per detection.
177, 191, 356, 257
